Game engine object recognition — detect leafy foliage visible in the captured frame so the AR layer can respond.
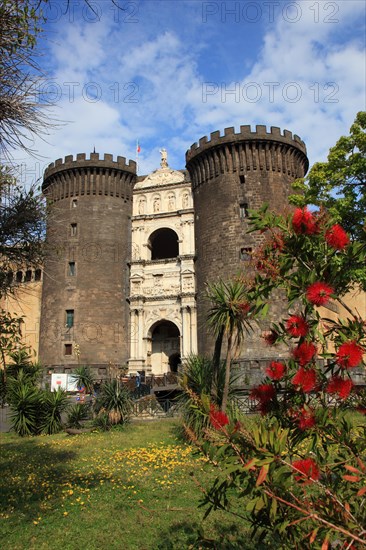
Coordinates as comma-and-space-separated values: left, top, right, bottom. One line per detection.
0, 0, 51, 156
195, 206, 366, 548
0, 309, 22, 378
178, 355, 243, 439
72, 365, 95, 394
7, 347, 42, 384
66, 403, 91, 429
7, 377, 41, 436
40, 388, 69, 435
94, 379, 132, 425
206, 279, 253, 411
290, 111, 366, 242
0, 174, 45, 294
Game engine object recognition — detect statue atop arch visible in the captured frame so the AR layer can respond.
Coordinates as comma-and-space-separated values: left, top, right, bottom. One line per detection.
159, 148, 168, 169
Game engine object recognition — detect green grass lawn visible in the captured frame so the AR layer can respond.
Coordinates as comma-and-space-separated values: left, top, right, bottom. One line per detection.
0, 419, 254, 550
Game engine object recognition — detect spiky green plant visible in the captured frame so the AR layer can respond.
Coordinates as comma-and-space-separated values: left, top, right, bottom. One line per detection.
40, 389, 69, 435
7, 348, 42, 385
67, 403, 91, 429
7, 379, 41, 436
178, 355, 240, 438
72, 366, 94, 394
94, 380, 132, 425
206, 279, 253, 412
92, 411, 111, 432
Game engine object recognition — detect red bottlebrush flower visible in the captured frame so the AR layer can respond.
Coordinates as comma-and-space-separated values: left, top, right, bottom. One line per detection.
336, 341, 364, 369
250, 384, 276, 414
356, 406, 366, 415
286, 315, 309, 338
295, 407, 316, 430
292, 367, 317, 392
306, 282, 334, 306
266, 361, 286, 381
325, 224, 349, 250
292, 207, 319, 235
326, 376, 353, 400
292, 458, 320, 484
209, 404, 229, 430
262, 330, 279, 346
250, 383, 276, 403
293, 341, 317, 366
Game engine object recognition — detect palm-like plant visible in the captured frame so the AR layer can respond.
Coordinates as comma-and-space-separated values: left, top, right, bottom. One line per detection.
94, 380, 132, 425
178, 355, 225, 436
67, 403, 91, 429
72, 366, 94, 394
40, 388, 69, 434
207, 279, 252, 412
7, 348, 42, 385
7, 379, 41, 436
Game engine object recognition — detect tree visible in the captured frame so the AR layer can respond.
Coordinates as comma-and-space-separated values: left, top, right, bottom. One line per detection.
0, 0, 48, 385
206, 279, 252, 412
0, 171, 45, 295
196, 206, 366, 549
291, 111, 366, 242
0, 0, 52, 157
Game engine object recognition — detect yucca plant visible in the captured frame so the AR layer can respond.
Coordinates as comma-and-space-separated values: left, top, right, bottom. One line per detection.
178, 355, 219, 437
67, 403, 91, 429
7, 378, 41, 436
94, 379, 132, 425
178, 355, 242, 439
72, 366, 94, 394
92, 411, 111, 432
40, 388, 69, 434
7, 348, 42, 381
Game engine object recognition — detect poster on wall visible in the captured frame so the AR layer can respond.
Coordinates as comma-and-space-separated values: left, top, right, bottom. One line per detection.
50, 373, 68, 392
50, 373, 79, 392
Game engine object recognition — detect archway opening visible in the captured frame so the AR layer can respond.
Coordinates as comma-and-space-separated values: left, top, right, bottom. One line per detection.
150, 321, 180, 375
149, 228, 179, 260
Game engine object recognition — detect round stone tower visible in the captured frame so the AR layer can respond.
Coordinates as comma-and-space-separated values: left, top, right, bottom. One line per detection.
186, 125, 309, 358
39, 152, 136, 376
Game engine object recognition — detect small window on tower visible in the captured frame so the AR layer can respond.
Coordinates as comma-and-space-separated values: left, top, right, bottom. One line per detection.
240, 247, 252, 261
66, 310, 74, 328
72, 199, 77, 208
68, 262, 76, 276
71, 223, 77, 236
239, 203, 248, 218
64, 344, 72, 356
239, 175, 245, 184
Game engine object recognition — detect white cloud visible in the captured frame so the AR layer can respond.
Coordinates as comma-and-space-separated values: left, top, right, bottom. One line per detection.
13, 0, 366, 183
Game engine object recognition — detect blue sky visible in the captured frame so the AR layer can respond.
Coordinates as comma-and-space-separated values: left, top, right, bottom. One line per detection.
13, 0, 366, 184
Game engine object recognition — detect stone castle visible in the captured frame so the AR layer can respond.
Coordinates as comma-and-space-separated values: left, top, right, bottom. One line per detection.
6, 124, 312, 378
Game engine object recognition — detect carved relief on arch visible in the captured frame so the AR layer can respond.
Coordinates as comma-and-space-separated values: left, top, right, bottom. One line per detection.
152, 194, 161, 213
181, 190, 190, 209
166, 192, 176, 211
137, 195, 147, 215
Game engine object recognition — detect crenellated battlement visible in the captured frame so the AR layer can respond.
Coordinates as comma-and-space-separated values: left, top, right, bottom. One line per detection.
44, 152, 136, 180
42, 152, 137, 201
186, 124, 307, 161
186, 124, 308, 188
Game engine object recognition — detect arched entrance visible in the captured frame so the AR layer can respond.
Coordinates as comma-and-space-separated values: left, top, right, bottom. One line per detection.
150, 321, 180, 375
148, 228, 179, 260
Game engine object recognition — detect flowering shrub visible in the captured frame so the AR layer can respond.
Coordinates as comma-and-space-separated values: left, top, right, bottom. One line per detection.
194, 205, 366, 549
